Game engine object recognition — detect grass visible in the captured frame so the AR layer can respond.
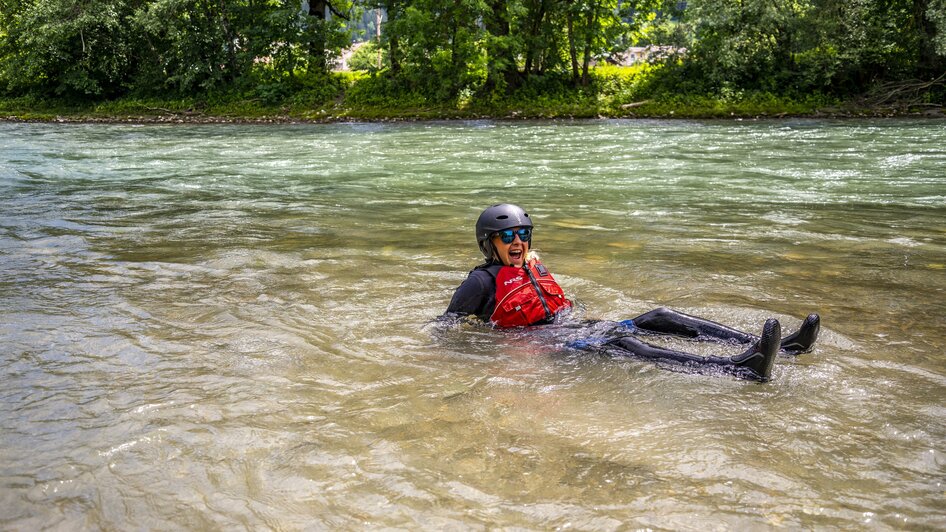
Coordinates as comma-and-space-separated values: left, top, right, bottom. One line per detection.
4, 65, 938, 124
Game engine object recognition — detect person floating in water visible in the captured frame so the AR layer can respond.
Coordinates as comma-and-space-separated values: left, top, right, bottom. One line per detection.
442, 203, 821, 382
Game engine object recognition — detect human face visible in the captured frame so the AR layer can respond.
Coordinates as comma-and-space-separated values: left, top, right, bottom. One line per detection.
491, 227, 531, 267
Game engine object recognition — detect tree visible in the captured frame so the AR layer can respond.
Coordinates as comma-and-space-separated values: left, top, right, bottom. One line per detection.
676, 0, 804, 91
930, 0, 946, 57
132, 0, 251, 92
482, 0, 522, 93
677, 0, 946, 94
562, 0, 628, 85
388, 0, 483, 96
0, 0, 142, 97
0, 0, 355, 97
305, 0, 354, 71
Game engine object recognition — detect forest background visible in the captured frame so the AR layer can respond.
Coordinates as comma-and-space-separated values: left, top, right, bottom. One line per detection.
1, 0, 944, 120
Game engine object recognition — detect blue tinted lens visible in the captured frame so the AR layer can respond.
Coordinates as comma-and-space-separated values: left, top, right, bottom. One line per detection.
497, 228, 531, 244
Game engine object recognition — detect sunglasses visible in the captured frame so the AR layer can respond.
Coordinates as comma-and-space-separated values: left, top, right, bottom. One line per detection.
495, 227, 532, 244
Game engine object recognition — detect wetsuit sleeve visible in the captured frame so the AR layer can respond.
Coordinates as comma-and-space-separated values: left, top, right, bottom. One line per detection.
442, 269, 496, 322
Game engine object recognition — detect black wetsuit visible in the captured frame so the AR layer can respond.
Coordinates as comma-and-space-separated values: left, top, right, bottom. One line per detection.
444, 262, 820, 381
446, 263, 752, 341
444, 264, 499, 323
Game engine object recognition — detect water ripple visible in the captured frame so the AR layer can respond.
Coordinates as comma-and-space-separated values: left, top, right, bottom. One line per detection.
1, 120, 945, 529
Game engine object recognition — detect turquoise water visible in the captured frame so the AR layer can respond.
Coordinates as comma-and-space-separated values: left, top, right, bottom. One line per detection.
1, 120, 944, 529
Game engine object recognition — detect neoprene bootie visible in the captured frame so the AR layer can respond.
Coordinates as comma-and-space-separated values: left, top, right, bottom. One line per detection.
732, 319, 780, 381
780, 313, 820, 355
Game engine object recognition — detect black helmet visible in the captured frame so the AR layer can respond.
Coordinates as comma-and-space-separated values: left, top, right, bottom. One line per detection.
475, 203, 534, 260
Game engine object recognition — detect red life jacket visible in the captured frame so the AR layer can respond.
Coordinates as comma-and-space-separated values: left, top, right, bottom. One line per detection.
490, 259, 572, 327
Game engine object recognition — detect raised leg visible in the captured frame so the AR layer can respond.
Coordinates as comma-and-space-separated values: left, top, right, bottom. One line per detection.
630, 307, 755, 343
601, 319, 781, 382
628, 308, 821, 355
731, 319, 780, 380
778, 314, 821, 355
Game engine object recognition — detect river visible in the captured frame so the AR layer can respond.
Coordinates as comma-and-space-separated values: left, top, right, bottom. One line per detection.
1, 119, 944, 529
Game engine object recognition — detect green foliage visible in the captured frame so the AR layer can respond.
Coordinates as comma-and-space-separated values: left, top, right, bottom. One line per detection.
604, 90, 835, 118
0, 0, 140, 97
928, 0, 946, 56
348, 40, 389, 72
343, 71, 428, 107
677, 0, 946, 95
592, 62, 656, 102
131, 0, 352, 94
374, 0, 639, 100
0, 0, 354, 98
679, 0, 802, 91
378, 0, 485, 100
0, 0, 941, 111
132, 0, 241, 93
280, 70, 350, 107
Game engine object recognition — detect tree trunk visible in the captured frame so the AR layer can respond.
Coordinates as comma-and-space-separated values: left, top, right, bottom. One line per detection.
581, 7, 596, 86
376, 8, 382, 69
218, 0, 239, 81
566, 2, 579, 85
450, 4, 461, 93
387, 2, 401, 74
523, 0, 547, 76
308, 0, 328, 71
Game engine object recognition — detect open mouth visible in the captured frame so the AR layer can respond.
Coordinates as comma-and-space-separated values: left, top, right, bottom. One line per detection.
509, 249, 523, 261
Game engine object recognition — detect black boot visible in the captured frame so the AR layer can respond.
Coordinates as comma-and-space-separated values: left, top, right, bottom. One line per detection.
780, 314, 820, 355
732, 319, 780, 382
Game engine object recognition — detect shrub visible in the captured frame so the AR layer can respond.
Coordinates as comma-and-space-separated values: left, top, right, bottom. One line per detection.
348, 41, 389, 72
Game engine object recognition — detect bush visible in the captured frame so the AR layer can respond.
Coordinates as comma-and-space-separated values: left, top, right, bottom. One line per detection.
0, 0, 139, 98
343, 72, 429, 108
348, 41, 389, 72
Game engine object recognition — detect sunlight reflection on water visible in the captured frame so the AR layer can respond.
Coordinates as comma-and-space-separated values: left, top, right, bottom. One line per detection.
1, 119, 945, 529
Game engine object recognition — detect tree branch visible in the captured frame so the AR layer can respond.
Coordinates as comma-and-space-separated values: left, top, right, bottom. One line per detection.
327, 1, 350, 21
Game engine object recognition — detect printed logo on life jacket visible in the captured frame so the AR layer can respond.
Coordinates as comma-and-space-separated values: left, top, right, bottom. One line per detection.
490, 259, 572, 328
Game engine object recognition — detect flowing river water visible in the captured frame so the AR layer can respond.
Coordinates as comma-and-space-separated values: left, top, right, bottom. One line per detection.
1, 119, 944, 529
